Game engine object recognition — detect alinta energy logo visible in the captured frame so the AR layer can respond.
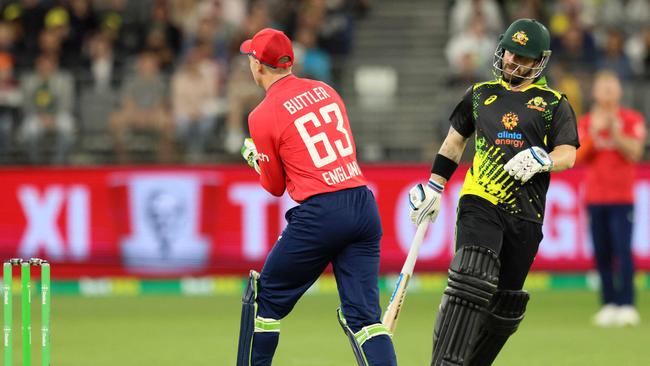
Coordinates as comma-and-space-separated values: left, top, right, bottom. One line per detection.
496, 112, 524, 148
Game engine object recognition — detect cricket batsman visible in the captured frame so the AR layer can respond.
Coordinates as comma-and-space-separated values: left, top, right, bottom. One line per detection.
235, 28, 397, 366
407, 19, 580, 365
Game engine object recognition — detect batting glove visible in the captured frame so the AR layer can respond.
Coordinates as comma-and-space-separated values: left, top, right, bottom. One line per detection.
503, 146, 553, 183
241, 138, 261, 174
408, 180, 444, 225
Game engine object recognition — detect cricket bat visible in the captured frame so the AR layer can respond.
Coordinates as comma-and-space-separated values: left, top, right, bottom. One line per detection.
382, 221, 429, 333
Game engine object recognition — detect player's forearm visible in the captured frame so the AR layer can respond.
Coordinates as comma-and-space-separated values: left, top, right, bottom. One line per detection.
549, 145, 576, 172
429, 128, 469, 185
611, 133, 644, 162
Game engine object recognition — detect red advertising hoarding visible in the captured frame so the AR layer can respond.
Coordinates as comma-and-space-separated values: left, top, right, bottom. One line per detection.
0, 165, 648, 278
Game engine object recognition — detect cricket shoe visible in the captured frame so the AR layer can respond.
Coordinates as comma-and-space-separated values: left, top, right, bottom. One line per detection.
592, 304, 619, 327
616, 306, 641, 327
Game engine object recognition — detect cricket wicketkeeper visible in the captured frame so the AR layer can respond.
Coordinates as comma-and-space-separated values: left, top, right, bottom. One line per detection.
235, 28, 397, 366
408, 19, 580, 365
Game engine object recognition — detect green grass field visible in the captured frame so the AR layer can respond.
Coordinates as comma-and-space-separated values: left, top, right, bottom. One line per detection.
7, 290, 650, 365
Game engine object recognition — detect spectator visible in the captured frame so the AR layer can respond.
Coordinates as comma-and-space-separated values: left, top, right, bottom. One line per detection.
109, 52, 173, 163
577, 71, 646, 327
445, 12, 495, 84
37, 28, 65, 69
171, 45, 221, 162
150, 0, 182, 55
144, 0, 182, 72
228, 0, 269, 62
625, 25, 650, 79
0, 21, 18, 54
19, 53, 75, 164
549, 62, 584, 119
223, 55, 263, 154
0, 53, 20, 163
596, 28, 633, 83
624, 0, 650, 34
82, 33, 121, 92
293, 27, 331, 83
183, 0, 236, 63
551, 23, 597, 77
504, 0, 549, 25
169, 0, 203, 36
144, 26, 176, 73
97, 0, 144, 61
2, 0, 47, 71
64, 0, 99, 67
449, 0, 504, 37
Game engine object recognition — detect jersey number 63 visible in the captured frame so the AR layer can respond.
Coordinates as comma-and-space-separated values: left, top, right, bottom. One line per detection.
293, 102, 353, 168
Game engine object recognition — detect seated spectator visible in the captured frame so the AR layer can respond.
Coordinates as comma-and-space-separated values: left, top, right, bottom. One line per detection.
224, 55, 263, 154
551, 23, 597, 77
596, 28, 633, 83
2, 0, 47, 72
82, 34, 121, 92
0, 21, 17, 55
171, 45, 221, 162
64, 0, 99, 68
144, 0, 182, 73
293, 27, 331, 83
109, 52, 173, 163
37, 28, 66, 69
19, 53, 75, 164
144, 27, 176, 73
445, 12, 494, 84
449, 0, 503, 37
0, 53, 20, 163
625, 25, 650, 79
150, 0, 182, 55
181, 0, 237, 63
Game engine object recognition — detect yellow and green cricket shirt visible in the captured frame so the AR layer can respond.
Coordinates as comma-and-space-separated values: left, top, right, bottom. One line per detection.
450, 77, 580, 223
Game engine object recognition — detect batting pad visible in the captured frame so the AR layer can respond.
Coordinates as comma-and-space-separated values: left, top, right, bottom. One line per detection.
431, 246, 500, 366
465, 290, 530, 366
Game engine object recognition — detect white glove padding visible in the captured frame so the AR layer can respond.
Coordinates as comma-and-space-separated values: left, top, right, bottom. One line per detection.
503, 146, 553, 183
408, 180, 444, 225
240, 138, 261, 174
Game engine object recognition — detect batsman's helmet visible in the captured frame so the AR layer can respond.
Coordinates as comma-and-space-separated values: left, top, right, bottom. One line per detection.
493, 18, 551, 80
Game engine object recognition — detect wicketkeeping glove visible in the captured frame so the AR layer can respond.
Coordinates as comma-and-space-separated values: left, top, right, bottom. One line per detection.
503, 146, 553, 183
408, 180, 444, 225
241, 138, 261, 174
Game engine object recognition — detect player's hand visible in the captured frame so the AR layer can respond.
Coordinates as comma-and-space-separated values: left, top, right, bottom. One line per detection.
504, 146, 553, 183
241, 138, 261, 174
408, 180, 444, 225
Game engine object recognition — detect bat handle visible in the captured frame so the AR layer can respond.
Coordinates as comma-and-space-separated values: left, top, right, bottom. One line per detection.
401, 221, 429, 276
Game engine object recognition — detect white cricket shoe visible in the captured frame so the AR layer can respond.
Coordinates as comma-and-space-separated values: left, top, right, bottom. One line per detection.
616, 306, 641, 327
593, 304, 619, 327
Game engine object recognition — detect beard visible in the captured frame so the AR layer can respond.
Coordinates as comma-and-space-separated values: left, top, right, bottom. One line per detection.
502, 63, 535, 86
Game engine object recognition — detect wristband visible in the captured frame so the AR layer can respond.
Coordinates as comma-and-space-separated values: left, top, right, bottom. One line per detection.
428, 180, 444, 193
431, 154, 458, 181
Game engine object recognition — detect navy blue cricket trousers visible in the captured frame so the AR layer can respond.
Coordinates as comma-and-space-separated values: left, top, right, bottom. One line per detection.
588, 204, 636, 305
252, 186, 396, 365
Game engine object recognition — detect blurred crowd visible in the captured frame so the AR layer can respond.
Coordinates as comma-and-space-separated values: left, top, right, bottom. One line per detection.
444, 0, 650, 159
1, 0, 649, 165
0, 0, 369, 164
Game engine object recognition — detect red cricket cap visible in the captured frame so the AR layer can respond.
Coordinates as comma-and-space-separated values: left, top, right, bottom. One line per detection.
240, 28, 294, 68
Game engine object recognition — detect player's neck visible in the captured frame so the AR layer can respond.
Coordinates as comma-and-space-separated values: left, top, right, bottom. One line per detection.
263, 73, 293, 91
508, 78, 534, 91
